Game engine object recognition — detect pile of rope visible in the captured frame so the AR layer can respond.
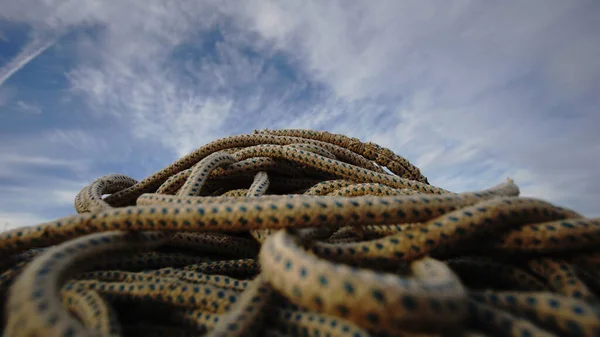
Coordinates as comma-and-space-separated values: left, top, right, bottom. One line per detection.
1, 128, 599, 337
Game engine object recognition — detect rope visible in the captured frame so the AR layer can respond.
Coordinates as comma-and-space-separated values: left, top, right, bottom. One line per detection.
1, 128, 599, 337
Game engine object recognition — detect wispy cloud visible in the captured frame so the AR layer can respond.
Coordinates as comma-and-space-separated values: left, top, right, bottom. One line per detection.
0, 35, 60, 87
0, 179, 84, 230
68, 64, 235, 158
0, 153, 77, 171
0, 212, 50, 230
15, 100, 42, 114
0, 129, 112, 229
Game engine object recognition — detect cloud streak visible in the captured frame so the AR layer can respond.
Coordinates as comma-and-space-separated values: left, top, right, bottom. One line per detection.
0, 34, 60, 87
0, 128, 117, 229
15, 100, 42, 114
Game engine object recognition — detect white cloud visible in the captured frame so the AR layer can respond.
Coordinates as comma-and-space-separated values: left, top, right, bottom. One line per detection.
67, 60, 235, 158
0, 128, 119, 226
0, 212, 50, 231
0, 35, 60, 87
224, 0, 600, 215
0, 153, 76, 171
45, 129, 110, 155
0, 136, 91, 178
0, 183, 82, 210
228, 1, 598, 101
15, 100, 42, 114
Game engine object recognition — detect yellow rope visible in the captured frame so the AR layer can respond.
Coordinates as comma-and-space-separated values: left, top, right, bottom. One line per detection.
1, 128, 599, 337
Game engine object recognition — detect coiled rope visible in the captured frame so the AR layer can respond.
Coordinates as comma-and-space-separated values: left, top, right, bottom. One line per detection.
1, 128, 599, 337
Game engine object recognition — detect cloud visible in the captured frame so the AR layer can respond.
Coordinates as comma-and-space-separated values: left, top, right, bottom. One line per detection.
0, 151, 86, 230
68, 63, 235, 158
227, 1, 600, 100
0, 212, 51, 231
0, 129, 111, 230
0, 183, 82, 210
15, 100, 42, 114
65, 14, 325, 159
0, 153, 77, 173
0, 132, 91, 175
222, 0, 600, 215
45, 129, 110, 154
0, 35, 60, 87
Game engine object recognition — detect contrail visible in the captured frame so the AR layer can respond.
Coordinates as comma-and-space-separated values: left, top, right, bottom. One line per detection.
0, 35, 60, 88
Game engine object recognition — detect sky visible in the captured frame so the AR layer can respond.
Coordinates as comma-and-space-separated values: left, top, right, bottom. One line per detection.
0, 0, 599, 230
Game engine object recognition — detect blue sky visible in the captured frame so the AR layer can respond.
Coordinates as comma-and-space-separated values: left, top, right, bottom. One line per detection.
1, 1, 599, 230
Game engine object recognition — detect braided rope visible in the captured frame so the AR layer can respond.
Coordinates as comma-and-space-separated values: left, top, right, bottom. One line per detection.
1, 129, 599, 337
